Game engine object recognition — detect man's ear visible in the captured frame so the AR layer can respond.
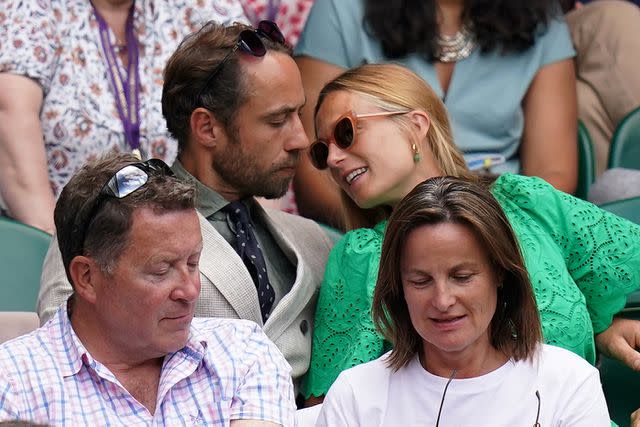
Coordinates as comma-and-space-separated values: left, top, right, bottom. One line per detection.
408, 110, 431, 139
189, 107, 225, 149
69, 255, 101, 304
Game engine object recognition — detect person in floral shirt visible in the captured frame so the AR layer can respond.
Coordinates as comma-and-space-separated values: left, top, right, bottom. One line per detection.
241, 0, 314, 46
0, 0, 247, 233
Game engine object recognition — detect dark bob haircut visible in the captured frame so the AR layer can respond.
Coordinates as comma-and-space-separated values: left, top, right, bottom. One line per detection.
372, 176, 542, 370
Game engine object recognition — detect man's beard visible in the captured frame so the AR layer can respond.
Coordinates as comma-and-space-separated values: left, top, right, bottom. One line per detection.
213, 139, 299, 199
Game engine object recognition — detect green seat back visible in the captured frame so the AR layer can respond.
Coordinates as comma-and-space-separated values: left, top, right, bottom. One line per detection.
576, 120, 596, 200
599, 196, 640, 224
608, 106, 640, 170
0, 217, 51, 311
598, 197, 640, 426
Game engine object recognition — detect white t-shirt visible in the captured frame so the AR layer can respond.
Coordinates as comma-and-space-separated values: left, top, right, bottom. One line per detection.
316, 344, 610, 427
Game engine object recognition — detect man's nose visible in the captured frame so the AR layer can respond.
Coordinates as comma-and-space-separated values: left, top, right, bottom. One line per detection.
285, 114, 310, 151
172, 268, 201, 303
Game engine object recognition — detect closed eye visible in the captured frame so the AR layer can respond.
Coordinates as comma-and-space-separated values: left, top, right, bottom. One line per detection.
452, 274, 474, 283
267, 109, 299, 128
405, 276, 432, 287
150, 269, 169, 278
269, 119, 286, 128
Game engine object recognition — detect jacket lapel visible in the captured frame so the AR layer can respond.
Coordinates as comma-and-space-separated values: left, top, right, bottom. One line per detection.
254, 206, 316, 339
197, 213, 263, 324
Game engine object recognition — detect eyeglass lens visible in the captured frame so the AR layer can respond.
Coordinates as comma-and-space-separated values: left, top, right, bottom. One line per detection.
106, 165, 149, 198
238, 29, 267, 57
309, 116, 356, 169
103, 159, 172, 199
310, 143, 329, 170
257, 20, 286, 45
334, 116, 355, 148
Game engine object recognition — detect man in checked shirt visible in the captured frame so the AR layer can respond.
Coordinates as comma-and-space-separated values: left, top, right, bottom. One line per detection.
0, 153, 295, 426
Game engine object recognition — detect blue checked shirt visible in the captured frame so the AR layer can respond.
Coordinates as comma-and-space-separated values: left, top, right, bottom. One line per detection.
0, 306, 296, 426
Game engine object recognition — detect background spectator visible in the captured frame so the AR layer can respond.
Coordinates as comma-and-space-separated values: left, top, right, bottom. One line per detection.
0, 0, 246, 233
241, 0, 315, 46
565, 0, 640, 173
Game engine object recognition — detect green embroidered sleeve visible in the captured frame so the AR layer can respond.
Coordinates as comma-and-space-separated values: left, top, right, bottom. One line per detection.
493, 174, 640, 363
302, 222, 387, 398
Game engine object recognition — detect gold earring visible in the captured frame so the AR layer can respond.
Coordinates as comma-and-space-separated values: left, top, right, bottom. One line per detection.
412, 143, 421, 162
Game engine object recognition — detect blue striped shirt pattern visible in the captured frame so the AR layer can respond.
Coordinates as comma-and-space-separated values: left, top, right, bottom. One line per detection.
0, 306, 296, 426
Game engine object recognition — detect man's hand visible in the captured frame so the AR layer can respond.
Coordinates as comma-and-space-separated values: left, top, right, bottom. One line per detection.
595, 317, 640, 370
631, 407, 640, 427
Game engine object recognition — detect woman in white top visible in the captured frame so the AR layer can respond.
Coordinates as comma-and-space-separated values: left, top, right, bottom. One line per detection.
316, 176, 610, 427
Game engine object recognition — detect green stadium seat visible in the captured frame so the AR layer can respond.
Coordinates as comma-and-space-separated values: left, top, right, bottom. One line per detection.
608, 106, 640, 170
577, 120, 596, 200
0, 216, 51, 311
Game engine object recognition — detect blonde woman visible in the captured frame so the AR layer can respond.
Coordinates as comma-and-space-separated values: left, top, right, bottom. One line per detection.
302, 63, 640, 404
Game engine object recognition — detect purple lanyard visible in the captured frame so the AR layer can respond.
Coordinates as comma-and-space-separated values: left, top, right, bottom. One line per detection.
92, 3, 141, 152
266, 0, 281, 21
244, 0, 281, 24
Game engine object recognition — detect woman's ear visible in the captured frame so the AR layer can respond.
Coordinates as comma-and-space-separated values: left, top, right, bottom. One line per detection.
189, 107, 224, 149
408, 110, 431, 139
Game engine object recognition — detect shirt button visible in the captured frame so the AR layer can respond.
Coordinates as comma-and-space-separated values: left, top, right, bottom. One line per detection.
300, 319, 309, 335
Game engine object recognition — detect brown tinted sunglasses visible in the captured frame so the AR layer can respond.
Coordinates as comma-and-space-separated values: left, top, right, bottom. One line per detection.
309, 110, 410, 169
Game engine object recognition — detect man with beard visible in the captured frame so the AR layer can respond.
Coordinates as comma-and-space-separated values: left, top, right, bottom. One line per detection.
37, 20, 334, 396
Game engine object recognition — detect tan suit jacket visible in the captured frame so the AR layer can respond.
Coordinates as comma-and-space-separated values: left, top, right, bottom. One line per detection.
38, 206, 334, 391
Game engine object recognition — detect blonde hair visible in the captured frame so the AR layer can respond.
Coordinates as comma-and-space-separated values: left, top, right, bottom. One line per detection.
315, 63, 477, 230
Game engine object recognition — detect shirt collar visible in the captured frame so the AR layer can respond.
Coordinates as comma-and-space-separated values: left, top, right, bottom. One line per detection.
171, 160, 228, 218
185, 322, 209, 355
171, 160, 261, 220
166, 321, 209, 371
52, 302, 96, 378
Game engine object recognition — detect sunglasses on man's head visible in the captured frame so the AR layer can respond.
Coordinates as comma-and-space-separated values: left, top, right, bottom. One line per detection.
197, 20, 286, 104
309, 110, 411, 170
100, 159, 173, 199
75, 158, 174, 255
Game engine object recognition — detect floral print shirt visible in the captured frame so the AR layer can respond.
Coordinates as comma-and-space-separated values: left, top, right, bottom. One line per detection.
240, 0, 314, 46
0, 0, 247, 197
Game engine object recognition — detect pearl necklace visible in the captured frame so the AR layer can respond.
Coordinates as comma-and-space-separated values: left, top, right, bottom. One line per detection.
436, 24, 477, 63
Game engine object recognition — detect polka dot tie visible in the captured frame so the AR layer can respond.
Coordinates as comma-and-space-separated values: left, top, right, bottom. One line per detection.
224, 201, 274, 323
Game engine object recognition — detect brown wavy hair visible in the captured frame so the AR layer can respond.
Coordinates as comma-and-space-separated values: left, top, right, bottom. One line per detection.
162, 21, 290, 152
372, 176, 542, 370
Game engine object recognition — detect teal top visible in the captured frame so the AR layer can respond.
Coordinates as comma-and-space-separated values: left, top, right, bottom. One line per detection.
295, 0, 575, 173
302, 174, 640, 398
